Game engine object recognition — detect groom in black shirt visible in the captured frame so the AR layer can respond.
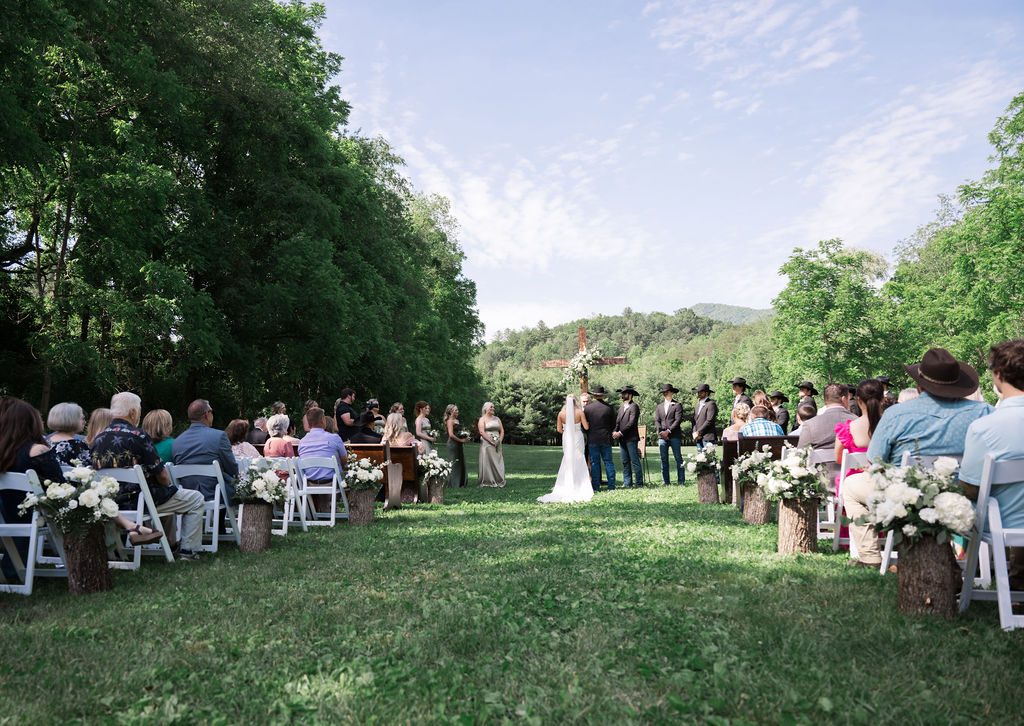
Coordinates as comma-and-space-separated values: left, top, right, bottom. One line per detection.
584, 386, 616, 491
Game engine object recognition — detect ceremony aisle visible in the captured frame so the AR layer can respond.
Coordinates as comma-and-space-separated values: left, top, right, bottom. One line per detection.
0, 444, 1021, 723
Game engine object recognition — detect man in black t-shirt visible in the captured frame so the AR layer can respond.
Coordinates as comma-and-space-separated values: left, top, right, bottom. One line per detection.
334, 388, 358, 442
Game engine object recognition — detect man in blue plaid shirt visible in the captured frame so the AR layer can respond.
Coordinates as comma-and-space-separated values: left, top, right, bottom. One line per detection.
739, 405, 785, 437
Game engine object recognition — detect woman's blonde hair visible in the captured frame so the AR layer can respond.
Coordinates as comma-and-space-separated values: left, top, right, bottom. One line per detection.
481, 401, 494, 417
731, 403, 751, 425
85, 408, 113, 447
443, 404, 458, 425
383, 413, 406, 443
141, 409, 173, 442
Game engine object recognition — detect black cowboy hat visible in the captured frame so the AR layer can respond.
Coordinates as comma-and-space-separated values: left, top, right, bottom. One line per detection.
692, 383, 714, 394
795, 381, 819, 396
768, 390, 789, 403
904, 348, 979, 399
659, 383, 679, 394
616, 384, 640, 397
589, 384, 610, 398
727, 377, 749, 389
875, 376, 891, 385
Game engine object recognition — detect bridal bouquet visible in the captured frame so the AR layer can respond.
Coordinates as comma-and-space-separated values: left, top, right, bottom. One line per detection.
855, 458, 974, 545
561, 347, 602, 386
732, 445, 775, 488
488, 432, 500, 445
758, 445, 829, 502
685, 443, 721, 475
345, 456, 385, 491
417, 450, 452, 486
18, 466, 121, 536
456, 428, 470, 440
234, 458, 292, 506
372, 419, 385, 435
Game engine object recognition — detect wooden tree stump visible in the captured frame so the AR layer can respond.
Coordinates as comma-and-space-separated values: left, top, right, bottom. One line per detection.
778, 497, 819, 554
63, 523, 113, 595
239, 501, 272, 552
897, 535, 961, 618
427, 480, 445, 504
742, 484, 771, 525
697, 472, 719, 504
348, 488, 376, 524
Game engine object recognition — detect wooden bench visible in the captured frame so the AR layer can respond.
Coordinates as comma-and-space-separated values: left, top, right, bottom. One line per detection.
345, 442, 420, 508
720, 435, 800, 507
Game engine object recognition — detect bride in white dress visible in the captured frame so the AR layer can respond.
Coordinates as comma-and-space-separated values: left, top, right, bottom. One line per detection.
538, 394, 594, 503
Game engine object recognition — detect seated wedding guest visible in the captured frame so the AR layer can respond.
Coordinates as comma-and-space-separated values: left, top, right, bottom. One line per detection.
172, 399, 238, 501
85, 407, 112, 447
833, 379, 885, 555
897, 387, 919, 404
298, 407, 347, 506
142, 408, 175, 462
842, 348, 992, 567
350, 411, 383, 443
46, 402, 90, 466
751, 390, 776, 420
263, 414, 295, 457
334, 388, 358, 442
383, 412, 423, 453
226, 419, 260, 459
285, 420, 301, 446
247, 417, 269, 447
769, 391, 790, 433
721, 403, 751, 441
959, 339, 1024, 591
739, 405, 785, 437
790, 403, 817, 436
414, 401, 436, 453
797, 384, 855, 480
91, 392, 205, 560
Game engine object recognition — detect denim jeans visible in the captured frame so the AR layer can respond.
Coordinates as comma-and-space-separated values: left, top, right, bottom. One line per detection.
659, 436, 684, 485
588, 443, 615, 490
619, 439, 643, 487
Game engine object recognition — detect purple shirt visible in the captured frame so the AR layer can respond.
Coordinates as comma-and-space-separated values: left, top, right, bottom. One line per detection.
297, 428, 347, 481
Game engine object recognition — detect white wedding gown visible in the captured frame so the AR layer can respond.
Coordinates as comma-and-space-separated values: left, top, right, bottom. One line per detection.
538, 396, 594, 503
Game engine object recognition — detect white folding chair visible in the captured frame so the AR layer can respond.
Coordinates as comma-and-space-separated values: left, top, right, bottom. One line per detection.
0, 470, 45, 595
294, 457, 349, 526
959, 453, 1024, 630
267, 458, 307, 535
805, 448, 838, 543
165, 461, 240, 553
834, 451, 871, 554
95, 465, 175, 568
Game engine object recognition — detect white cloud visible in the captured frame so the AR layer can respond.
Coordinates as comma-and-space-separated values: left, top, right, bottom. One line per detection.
678, 151, 694, 161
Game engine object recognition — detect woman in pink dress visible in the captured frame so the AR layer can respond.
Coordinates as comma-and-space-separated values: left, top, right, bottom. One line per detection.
834, 379, 885, 553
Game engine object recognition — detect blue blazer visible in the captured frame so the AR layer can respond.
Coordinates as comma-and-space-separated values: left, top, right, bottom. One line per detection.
171, 423, 239, 500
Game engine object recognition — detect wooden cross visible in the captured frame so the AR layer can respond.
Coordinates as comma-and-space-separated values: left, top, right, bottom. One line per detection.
541, 326, 627, 396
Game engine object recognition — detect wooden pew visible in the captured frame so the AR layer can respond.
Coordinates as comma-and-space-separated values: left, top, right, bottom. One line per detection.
345, 442, 419, 507
720, 435, 800, 507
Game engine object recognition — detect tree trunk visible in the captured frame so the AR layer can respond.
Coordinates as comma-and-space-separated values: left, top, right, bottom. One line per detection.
897, 535, 961, 618
63, 524, 113, 595
428, 480, 445, 504
743, 484, 771, 525
778, 497, 819, 554
697, 472, 719, 504
239, 501, 273, 552
348, 488, 376, 524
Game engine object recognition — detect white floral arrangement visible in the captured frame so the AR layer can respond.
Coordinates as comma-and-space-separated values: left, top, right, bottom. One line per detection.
758, 444, 829, 502
732, 445, 776, 489
417, 449, 453, 487
18, 466, 121, 536
345, 456, 385, 491
685, 443, 721, 476
455, 428, 470, 440
425, 429, 438, 440
560, 347, 602, 386
372, 420, 385, 435
488, 431, 500, 445
856, 457, 975, 545
235, 457, 292, 506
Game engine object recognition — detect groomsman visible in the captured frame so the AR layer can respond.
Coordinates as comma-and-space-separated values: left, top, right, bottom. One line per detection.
795, 381, 818, 415
769, 391, 790, 433
691, 384, 718, 449
613, 385, 642, 487
728, 377, 753, 409
654, 383, 685, 485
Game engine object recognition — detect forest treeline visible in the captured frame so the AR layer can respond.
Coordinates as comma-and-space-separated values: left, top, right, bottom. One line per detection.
0, 1, 483, 423
479, 91, 1024, 445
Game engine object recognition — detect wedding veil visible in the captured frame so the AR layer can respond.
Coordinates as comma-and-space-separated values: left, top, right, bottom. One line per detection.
564, 394, 577, 482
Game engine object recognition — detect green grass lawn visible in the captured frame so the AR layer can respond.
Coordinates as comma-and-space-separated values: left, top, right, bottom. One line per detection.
2, 444, 1022, 724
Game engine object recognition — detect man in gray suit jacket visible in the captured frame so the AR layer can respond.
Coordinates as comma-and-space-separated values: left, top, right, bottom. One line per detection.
172, 399, 239, 501
691, 384, 718, 449
613, 385, 642, 487
654, 383, 685, 485
796, 384, 854, 481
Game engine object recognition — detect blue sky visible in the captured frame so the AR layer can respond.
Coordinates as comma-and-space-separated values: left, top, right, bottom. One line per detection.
319, 1, 1024, 339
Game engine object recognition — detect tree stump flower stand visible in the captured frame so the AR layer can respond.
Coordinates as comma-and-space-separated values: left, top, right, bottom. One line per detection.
897, 535, 960, 618
742, 484, 771, 525
63, 523, 113, 594
239, 502, 273, 552
348, 488, 376, 524
697, 472, 719, 504
778, 497, 819, 554
428, 479, 445, 504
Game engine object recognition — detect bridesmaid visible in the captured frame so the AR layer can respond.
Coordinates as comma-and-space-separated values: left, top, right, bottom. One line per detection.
477, 401, 505, 488
414, 401, 436, 454
444, 404, 469, 488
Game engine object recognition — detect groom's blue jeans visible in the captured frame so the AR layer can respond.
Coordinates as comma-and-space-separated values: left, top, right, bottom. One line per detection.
619, 440, 642, 487
588, 443, 615, 491
659, 436, 684, 485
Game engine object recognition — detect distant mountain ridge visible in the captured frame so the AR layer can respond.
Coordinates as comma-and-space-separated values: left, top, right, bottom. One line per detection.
690, 303, 773, 326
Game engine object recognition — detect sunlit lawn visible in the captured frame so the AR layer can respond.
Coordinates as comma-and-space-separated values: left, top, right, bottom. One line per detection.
1, 444, 1022, 724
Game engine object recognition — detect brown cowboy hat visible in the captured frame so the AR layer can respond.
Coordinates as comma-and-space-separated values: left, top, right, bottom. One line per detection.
904, 348, 979, 399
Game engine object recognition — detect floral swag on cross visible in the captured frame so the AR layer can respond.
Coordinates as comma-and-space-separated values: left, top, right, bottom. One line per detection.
560, 347, 602, 386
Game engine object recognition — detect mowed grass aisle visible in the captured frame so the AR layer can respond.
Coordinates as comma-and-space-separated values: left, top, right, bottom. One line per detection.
1, 445, 1022, 724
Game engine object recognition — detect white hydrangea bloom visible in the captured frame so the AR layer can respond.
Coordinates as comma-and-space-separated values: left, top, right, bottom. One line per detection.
78, 488, 100, 508
932, 457, 960, 478
902, 524, 918, 537
100, 498, 119, 517
919, 507, 938, 524
933, 492, 975, 534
